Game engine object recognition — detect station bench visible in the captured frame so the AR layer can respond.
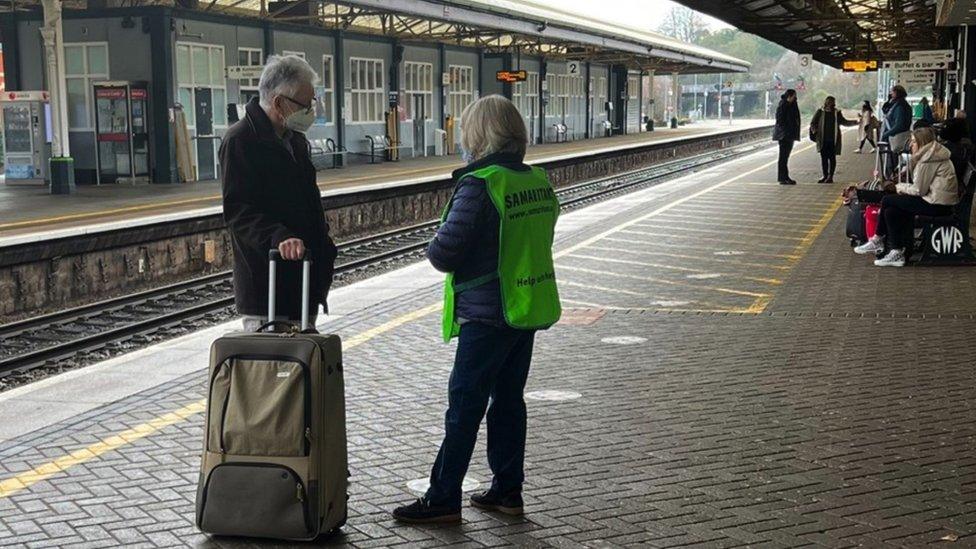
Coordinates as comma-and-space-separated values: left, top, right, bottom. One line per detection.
913, 163, 976, 265
551, 123, 569, 143
309, 137, 347, 169
361, 134, 413, 163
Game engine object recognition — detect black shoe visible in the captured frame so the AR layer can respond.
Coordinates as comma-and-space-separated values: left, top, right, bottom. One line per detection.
822, 177, 834, 184
392, 498, 462, 524
470, 490, 524, 516
778, 180, 794, 185
787, 178, 798, 185
817, 176, 827, 183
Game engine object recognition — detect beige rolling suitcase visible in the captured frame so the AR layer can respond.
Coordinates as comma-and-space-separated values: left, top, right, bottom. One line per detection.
196, 250, 347, 540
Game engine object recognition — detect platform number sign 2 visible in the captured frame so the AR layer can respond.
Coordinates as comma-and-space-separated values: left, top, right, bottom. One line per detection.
930, 226, 964, 255
568, 62, 580, 75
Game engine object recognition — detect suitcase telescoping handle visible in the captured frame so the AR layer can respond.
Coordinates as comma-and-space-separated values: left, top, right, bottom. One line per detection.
268, 248, 312, 331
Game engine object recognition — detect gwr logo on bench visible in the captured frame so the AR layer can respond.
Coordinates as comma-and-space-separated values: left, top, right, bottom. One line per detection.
930, 226, 965, 255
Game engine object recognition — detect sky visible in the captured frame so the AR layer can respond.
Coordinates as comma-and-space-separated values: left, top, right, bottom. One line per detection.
541, 0, 731, 33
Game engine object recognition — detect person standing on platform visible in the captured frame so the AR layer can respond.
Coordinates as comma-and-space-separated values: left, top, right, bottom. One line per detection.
856, 100, 878, 153
772, 89, 800, 185
918, 97, 935, 124
221, 55, 338, 331
810, 96, 858, 183
392, 95, 561, 524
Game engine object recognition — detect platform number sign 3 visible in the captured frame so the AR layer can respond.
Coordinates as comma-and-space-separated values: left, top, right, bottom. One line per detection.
799, 54, 811, 69
930, 226, 964, 255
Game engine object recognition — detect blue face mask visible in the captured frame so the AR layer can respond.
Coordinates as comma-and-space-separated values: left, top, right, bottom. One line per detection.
460, 146, 475, 164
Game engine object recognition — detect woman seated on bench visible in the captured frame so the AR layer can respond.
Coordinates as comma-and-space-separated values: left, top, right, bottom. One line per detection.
854, 127, 959, 267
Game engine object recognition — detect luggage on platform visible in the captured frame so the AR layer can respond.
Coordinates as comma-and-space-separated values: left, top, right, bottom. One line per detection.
196, 250, 347, 541
846, 198, 868, 246
864, 204, 881, 239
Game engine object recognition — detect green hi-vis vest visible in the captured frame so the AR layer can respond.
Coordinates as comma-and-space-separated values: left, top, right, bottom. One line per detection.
441, 164, 562, 342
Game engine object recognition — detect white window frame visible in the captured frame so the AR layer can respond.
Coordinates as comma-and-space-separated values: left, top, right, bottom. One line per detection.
237, 47, 263, 93
64, 41, 109, 131
403, 61, 433, 121
349, 57, 385, 124
175, 42, 228, 130
448, 64, 473, 119
526, 72, 539, 119
314, 54, 335, 126
282, 50, 306, 59
175, 42, 227, 180
545, 73, 557, 116
592, 75, 608, 119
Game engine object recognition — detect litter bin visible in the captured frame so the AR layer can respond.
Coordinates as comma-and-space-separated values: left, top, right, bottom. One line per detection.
644, 116, 654, 132
670, 117, 678, 129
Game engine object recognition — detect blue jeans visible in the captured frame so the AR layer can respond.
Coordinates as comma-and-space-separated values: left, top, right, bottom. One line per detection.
425, 322, 536, 509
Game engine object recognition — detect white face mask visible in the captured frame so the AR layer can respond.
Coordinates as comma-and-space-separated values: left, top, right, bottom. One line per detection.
284, 107, 315, 133
278, 95, 315, 133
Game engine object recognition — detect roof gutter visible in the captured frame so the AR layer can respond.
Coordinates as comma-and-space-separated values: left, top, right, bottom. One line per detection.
338, 0, 749, 72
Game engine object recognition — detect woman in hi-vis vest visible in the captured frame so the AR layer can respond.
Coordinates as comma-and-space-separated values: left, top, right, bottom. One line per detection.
393, 95, 561, 524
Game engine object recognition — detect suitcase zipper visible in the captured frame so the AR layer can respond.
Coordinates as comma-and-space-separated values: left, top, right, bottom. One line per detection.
218, 364, 234, 455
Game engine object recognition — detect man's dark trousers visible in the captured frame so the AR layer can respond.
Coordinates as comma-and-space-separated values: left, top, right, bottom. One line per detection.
778, 139, 795, 181
425, 322, 535, 509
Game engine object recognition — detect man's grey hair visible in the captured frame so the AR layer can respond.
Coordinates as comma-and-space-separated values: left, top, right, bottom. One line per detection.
258, 55, 318, 108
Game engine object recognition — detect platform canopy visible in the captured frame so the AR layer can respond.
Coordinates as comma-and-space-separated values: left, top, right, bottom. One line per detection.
673, 0, 950, 68
5, 0, 749, 74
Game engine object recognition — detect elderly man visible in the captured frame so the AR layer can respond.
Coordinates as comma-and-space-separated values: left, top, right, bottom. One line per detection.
221, 55, 337, 331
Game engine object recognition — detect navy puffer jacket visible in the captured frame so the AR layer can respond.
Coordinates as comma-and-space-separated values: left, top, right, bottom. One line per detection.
428, 152, 533, 326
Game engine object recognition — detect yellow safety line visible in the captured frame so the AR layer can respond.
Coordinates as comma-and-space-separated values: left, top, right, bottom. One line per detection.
558, 264, 770, 298
0, 302, 442, 500
0, 138, 801, 499
567, 253, 783, 285
0, 400, 206, 498
743, 194, 845, 314
787, 194, 846, 264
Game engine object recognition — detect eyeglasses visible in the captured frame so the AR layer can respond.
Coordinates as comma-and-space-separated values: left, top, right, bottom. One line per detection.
280, 94, 315, 114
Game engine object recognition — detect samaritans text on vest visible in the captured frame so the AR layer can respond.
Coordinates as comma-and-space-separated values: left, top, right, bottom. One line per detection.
504, 187, 557, 209
516, 271, 555, 288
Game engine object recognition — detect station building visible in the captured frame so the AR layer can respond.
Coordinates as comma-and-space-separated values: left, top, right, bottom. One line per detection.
0, 0, 747, 186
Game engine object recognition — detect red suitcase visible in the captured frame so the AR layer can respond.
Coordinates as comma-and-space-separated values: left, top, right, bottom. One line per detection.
864, 204, 881, 239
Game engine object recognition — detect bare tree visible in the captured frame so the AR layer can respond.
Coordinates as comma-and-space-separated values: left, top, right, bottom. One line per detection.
657, 5, 708, 44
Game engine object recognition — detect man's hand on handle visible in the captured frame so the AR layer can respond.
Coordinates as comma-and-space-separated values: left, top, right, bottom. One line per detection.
278, 238, 306, 260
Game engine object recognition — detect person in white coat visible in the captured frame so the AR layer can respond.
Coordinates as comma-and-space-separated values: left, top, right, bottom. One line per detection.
854, 127, 959, 266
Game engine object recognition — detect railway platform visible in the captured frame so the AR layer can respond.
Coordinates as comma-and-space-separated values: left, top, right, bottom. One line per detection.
1, 139, 975, 548
0, 120, 770, 243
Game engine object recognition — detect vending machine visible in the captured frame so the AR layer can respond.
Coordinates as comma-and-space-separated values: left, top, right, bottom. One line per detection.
93, 81, 150, 184
1, 90, 51, 185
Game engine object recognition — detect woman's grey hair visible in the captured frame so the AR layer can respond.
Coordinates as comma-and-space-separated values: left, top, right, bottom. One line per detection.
460, 95, 528, 161
258, 55, 318, 108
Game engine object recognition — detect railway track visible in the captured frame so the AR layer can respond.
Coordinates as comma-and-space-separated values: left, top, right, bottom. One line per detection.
0, 142, 764, 381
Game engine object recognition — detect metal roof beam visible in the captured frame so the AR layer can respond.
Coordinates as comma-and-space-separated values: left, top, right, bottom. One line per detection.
333, 0, 748, 72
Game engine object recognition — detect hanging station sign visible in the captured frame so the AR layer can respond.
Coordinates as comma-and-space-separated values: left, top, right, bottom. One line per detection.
842, 60, 878, 72
495, 70, 528, 83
